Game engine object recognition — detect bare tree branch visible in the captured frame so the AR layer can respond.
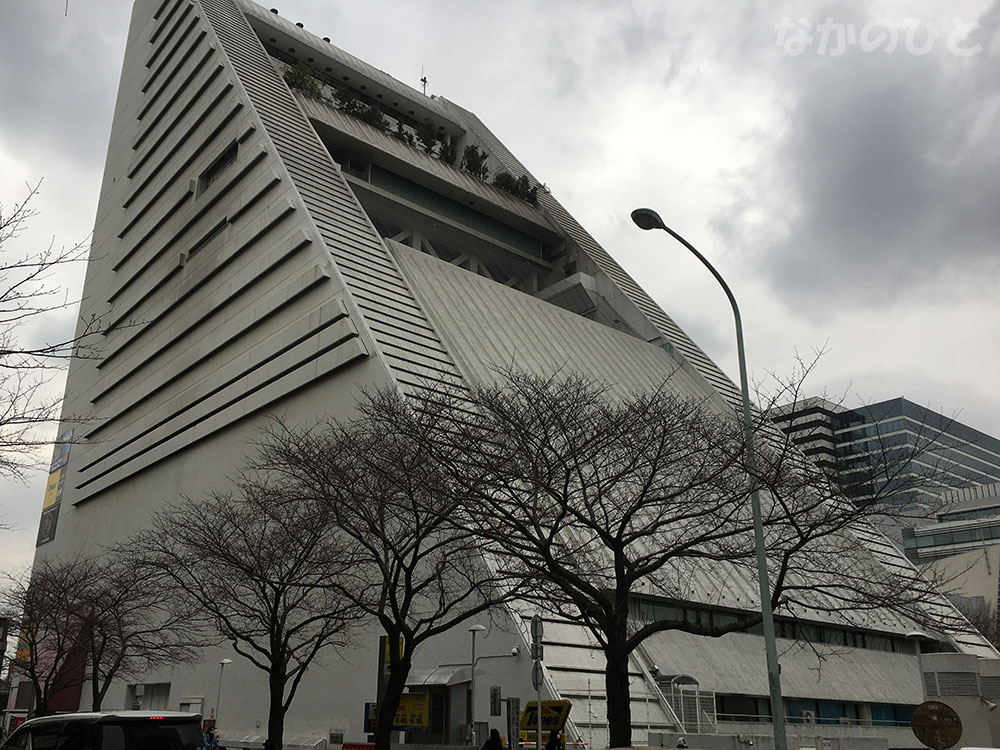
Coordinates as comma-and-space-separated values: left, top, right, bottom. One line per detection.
433, 369, 980, 748
124, 477, 360, 750
0, 554, 204, 717
0, 182, 104, 484
251, 390, 526, 750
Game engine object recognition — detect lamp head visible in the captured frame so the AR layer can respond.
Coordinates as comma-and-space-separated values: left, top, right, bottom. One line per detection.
220, 658, 233, 665
631, 208, 666, 231
469, 624, 486, 633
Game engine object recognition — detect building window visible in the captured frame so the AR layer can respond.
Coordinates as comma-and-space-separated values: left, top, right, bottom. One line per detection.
14, 680, 34, 710
198, 143, 239, 195
127, 682, 171, 710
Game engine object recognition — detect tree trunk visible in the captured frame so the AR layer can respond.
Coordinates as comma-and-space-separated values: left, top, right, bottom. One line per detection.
605, 646, 633, 748
31, 675, 48, 718
374, 652, 413, 750
93, 676, 114, 713
265, 667, 286, 750
91, 671, 102, 711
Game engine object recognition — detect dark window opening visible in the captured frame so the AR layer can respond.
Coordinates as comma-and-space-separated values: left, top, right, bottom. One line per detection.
198, 143, 238, 195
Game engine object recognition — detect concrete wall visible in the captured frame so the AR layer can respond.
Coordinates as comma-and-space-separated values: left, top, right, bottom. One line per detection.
649, 726, 901, 750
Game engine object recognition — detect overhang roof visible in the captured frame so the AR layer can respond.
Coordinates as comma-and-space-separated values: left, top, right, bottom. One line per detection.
407, 664, 471, 687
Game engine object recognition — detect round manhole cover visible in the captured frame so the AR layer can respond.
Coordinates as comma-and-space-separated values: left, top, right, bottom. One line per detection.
911, 701, 962, 750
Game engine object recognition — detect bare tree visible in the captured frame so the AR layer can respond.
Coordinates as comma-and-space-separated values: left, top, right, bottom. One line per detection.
128, 477, 359, 750
951, 596, 1000, 650
436, 371, 976, 748
757, 356, 983, 627
764, 353, 969, 529
440, 372, 759, 747
83, 555, 205, 711
0, 182, 103, 484
0, 554, 203, 716
1, 558, 94, 717
253, 391, 526, 750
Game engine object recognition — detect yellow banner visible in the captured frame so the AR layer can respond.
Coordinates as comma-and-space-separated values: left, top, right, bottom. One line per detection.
43, 469, 62, 509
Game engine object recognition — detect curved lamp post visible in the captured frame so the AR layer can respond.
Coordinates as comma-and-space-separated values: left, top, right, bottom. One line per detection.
469, 624, 487, 745
631, 208, 787, 750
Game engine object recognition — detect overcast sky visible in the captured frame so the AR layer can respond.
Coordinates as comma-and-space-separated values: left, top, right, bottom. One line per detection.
1, 0, 998, 572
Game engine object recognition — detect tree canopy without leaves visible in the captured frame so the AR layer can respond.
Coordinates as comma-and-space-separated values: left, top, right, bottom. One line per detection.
439, 373, 760, 746
0, 554, 199, 716
1, 558, 92, 717
123, 368, 977, 750
83, 555, 205, 711
432, 371, 976, 748
253, 391, 526, 750
0, 183, 101, 483
128, 478, 359, 750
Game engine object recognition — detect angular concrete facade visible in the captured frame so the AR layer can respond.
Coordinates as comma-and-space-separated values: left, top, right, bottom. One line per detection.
17, 1, 1000, 748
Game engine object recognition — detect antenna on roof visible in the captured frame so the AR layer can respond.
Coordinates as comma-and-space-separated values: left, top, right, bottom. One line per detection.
420, 66, 428, 96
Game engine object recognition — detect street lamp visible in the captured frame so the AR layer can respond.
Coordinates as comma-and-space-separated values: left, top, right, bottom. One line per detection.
216, 658, 233, 729
468, 624, 487, 746
631, 207, 787, 750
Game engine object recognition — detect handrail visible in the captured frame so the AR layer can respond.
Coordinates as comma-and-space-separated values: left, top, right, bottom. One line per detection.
634, 640, 687, 732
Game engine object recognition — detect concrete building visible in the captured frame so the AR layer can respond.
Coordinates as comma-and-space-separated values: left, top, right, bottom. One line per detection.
905, 483, 1000, 564
9, 1, 1000, 748
904, 483, 1000, 646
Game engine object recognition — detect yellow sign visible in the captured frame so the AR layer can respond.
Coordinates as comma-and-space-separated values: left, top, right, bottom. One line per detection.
520, 700, 572, 732
383, 636, 404, 662
43, 469, 62, 509
394, 693, 429, 729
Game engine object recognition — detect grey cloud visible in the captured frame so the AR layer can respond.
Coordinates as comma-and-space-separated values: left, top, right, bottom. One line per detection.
0, 4, 129, 167
713, 2, 1000, 315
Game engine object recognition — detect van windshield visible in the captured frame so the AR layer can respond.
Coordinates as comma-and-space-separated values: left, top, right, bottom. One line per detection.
97, 719, 202, 750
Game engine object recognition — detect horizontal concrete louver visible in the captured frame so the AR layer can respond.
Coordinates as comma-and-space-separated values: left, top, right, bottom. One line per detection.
200, 0, 466, 399
68, 0, 371, 501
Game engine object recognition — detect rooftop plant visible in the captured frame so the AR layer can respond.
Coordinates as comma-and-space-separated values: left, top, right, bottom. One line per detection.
358, 104, 389, 132
414, 120, 440, 156
283, 62, 323, 99
392, 120, 415, 146
492, 170, 539, 204
334, 86, 364, 117
460, 144, 490, 180
438, 136, 458, 165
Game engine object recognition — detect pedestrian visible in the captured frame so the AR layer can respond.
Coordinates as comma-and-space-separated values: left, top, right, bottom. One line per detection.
545, 730, 563, 750
204, 727, 220, 748
482, 728, 504, 750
